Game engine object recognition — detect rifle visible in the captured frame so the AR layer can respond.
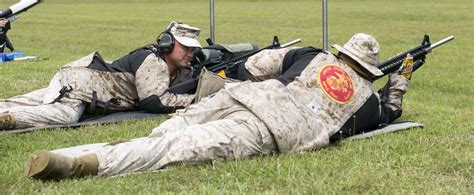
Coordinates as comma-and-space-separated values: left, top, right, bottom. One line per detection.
0, 0, 43, 20
168, 36, 301, 94
374, 35, 454, 81
0, 0, 43, 52
190, 42, 260, 79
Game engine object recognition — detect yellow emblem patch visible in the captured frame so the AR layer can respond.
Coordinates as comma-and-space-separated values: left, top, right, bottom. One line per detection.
318, 64, 355, 104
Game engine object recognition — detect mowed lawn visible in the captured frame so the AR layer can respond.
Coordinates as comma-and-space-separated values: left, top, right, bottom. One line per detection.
0, 0, 472, 193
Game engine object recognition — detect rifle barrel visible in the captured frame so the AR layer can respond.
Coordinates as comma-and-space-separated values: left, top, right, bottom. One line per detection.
280, 39, 302, 48
429, 35, 454, 51
0, 0, 42, 18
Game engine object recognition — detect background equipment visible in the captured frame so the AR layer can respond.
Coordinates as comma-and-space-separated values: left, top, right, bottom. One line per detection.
168, 36, 301, 94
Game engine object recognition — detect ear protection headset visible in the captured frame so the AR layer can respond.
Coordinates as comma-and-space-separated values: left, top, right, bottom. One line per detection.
156, 22, 181, 54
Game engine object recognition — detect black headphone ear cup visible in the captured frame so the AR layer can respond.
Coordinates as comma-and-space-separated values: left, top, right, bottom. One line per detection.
157, 32, 175, 54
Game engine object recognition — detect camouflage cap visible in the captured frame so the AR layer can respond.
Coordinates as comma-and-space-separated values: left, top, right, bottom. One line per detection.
167, 21, 202, 48
332, 33, 383, 76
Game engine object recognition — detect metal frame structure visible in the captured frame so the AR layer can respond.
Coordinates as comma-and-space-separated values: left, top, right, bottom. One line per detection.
209, 0, 215, 44
322, 0, 328, 50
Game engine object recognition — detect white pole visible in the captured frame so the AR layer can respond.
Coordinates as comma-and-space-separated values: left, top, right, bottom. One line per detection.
322, 0, 328, 50
210, 0, 215, 44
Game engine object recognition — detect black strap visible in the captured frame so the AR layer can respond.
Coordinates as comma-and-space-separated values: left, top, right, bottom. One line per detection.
281, 49, 299, 73
281, 47, 324, 73
89, 91, 98, 114
6, 37, 14, 51
277, 47, 323, 86
49, 86, 73, 104
330, 93, 383, 143
88, 92, 122, 115
102, 98, 121, 115
236, 59, 251, 81
129, 44, 160, 58
137, 95, 183, 114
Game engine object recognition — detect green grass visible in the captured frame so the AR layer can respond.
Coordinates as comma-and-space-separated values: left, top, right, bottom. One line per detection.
0, 0, 473, 193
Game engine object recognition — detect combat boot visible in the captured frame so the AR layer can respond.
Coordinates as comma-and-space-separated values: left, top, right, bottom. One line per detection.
0, 113, 15, 130
24, 150, 99, 180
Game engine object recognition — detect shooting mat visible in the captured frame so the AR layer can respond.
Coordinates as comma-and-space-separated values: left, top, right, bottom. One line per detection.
0, 111, 165, 135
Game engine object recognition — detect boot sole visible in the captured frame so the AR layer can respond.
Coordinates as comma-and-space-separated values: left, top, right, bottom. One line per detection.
24, 150, 52, 178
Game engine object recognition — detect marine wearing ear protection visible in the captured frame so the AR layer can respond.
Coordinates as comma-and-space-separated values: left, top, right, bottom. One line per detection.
156, 22, 181, 54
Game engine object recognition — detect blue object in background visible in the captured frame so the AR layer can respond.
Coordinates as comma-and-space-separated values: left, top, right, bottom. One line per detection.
0, 51, 24, 62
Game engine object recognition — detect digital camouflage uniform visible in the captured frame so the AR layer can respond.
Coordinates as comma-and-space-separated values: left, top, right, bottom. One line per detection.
0, 22, 201, 130
25, 33, 409, 180
42, 33, 409, 177
0, 51, 193, 129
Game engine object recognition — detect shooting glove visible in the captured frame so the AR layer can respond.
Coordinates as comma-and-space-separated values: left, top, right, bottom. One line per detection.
399, 54, 414, 80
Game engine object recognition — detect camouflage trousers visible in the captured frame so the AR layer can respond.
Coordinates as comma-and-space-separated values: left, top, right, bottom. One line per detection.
0, 74, 85, 129
86, 90, 276, 176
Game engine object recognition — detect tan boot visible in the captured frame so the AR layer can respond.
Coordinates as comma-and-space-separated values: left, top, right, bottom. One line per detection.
0, 113, 15, 130
24, 150, 99, 180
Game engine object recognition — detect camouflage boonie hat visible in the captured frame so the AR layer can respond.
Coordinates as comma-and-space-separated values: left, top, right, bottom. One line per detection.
332, 33, 383, 76
167, 21, 202, 48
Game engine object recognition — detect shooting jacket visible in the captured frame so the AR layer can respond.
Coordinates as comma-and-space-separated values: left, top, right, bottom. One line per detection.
52, 48, 194, 113
226, 52, 374, 153
244, 48, 292, 81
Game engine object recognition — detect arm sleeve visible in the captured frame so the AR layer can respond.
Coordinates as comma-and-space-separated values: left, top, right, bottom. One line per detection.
135, 55, 195, 113
244, 48, 291, 81
377, 74, 408, 124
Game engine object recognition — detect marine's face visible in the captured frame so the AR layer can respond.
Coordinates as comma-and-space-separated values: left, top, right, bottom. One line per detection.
167, 41, 194, 69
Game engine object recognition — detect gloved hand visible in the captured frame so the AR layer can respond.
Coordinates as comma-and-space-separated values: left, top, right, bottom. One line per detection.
399, 54, 414, 80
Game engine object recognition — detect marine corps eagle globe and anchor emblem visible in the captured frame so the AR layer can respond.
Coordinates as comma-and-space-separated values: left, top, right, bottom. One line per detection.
317, 64, 355, 104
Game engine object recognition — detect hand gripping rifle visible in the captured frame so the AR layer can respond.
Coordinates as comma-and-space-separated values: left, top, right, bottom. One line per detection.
168, 36, 301, 94
373, 35, 454, 81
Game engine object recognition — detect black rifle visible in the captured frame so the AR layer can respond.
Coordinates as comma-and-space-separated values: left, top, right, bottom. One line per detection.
168, 36, 301, 94
190, 42, 260, 79
374, 35, 454, 81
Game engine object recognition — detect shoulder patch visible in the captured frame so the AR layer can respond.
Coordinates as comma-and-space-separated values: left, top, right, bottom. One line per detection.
318, 64, 354, 104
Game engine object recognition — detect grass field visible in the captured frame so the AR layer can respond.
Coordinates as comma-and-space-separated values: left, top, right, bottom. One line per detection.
0, 0, 472, 193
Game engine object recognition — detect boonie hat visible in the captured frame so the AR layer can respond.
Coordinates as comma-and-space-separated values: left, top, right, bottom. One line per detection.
332, 33, 383, 76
